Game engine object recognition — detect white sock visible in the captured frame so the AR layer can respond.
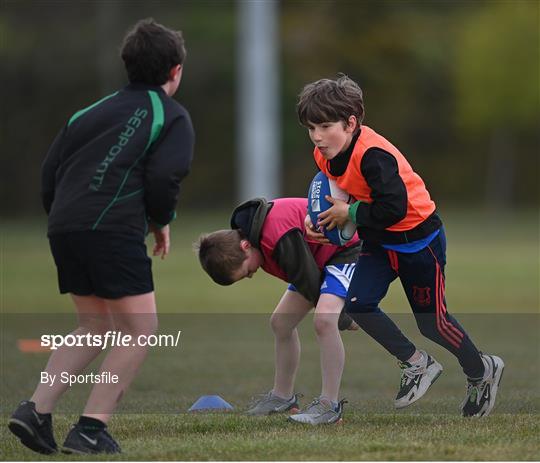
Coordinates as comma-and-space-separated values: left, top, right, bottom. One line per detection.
407, 351, 425, 365
319, 396, 338, 410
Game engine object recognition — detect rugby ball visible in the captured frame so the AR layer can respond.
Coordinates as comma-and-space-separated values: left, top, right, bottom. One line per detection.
308, 171, 357, 246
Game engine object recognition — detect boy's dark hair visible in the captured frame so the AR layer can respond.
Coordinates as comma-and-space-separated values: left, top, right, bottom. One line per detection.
297, 74, 364, 127
195, 230, 246, 286
121, 18, 186, 85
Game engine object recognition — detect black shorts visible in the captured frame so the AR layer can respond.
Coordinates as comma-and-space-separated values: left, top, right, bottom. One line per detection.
49, 231, 154, 299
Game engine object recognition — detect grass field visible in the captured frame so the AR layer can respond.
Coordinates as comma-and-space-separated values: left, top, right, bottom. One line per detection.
1, 209, 539, 460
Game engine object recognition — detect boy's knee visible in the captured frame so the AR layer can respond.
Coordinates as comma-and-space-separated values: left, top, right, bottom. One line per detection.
313, 313, 337, 337
344, 299, 381, 315
270, 312, 294, 337
116, 313, 158, 338
415, 315, 438, 338
343, 300, 382, 329
78, 316, 115, 337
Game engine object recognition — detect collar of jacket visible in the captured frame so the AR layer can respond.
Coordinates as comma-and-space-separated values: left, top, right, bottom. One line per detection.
124, 82, 167, 95
230, 198, 274, 249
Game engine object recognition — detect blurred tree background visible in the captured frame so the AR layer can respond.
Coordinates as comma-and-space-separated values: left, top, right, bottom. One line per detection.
1, 0, 538, 216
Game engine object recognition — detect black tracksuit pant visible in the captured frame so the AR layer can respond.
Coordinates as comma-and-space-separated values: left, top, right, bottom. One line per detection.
344, 227, 485, 379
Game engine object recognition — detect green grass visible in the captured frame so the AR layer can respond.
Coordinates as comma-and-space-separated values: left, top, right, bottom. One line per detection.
1, 209, 539, 313
2, 313, 539, 460
2, 413, 539, 461
1, 209, 539, 460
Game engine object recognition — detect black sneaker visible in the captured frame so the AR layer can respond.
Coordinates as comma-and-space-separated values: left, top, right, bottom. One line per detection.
395, 351, 443, 408
62, 424, 121, 454
7, 400, 58, 455
461, 354, 504, 417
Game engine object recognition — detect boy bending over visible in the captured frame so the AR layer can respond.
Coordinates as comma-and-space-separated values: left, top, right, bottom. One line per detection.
196, 197, 360, 425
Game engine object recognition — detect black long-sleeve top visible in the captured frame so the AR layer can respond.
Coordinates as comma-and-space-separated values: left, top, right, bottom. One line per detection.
325, 130, 441, 243
41, 83, 194, 238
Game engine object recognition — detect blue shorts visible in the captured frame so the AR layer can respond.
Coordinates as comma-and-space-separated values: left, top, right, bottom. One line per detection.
288, 263, 356, 299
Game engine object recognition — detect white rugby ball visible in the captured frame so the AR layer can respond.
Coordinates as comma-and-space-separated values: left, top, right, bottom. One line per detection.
308, 171, 357, 246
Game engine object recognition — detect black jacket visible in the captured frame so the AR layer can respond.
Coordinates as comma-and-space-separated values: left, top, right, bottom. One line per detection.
41, 83, 194, 238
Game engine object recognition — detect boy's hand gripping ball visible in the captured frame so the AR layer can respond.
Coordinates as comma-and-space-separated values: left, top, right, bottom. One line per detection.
308, 171, 357, 246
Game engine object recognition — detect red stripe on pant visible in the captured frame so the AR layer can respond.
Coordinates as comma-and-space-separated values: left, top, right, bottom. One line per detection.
435, 262, 463, 348
437, 266, 464, 341
426, 245, 464, 348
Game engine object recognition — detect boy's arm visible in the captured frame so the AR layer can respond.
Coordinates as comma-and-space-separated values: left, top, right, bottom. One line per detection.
273, 229, 321, 305
144, 112, 194, 227
40, 126, 67, 214
348, 148, 408, 230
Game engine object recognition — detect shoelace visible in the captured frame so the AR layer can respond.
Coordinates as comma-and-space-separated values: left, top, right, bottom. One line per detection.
398, 361, 426, 386
299, 397, 346, 414
465, 377, 487, 404
298, 398, 329, 415
468, 385, 479, 403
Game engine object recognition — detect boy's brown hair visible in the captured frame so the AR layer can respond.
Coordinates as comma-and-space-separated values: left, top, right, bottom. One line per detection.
121, 18, 187, 86
297, 74, 364, 127
195, 230, 246, 285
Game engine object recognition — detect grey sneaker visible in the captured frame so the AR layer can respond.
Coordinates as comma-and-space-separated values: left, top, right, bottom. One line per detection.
461, 354, 504, 417
288, 398, 346, 425
245, 391, 301, 416
395, 350, 443, 409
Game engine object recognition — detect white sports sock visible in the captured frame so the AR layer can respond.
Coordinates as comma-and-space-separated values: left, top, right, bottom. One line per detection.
407, 350, 425, 365
319, 396, 338, 410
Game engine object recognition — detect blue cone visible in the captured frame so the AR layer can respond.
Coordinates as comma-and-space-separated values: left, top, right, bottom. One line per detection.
188, 395, 234, 412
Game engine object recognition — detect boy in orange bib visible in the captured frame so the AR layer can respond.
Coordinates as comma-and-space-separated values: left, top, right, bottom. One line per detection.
297, 75, 503, 417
